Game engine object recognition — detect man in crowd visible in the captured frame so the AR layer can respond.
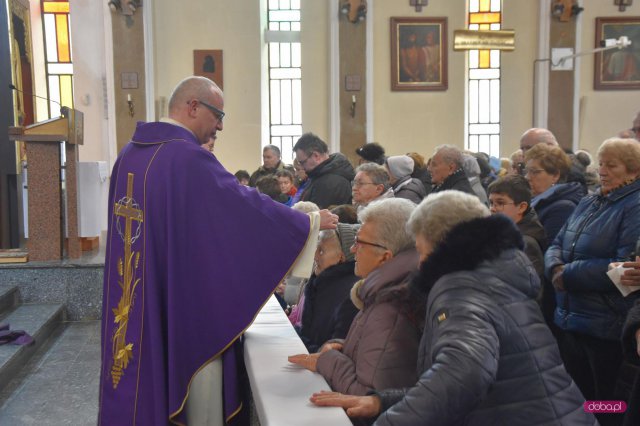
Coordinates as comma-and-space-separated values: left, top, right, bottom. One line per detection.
249, 144, 292, 187
428, 144, 475, 196
519, 127, 559, 153
98, 76, 337, 426
294, 133, 355, 209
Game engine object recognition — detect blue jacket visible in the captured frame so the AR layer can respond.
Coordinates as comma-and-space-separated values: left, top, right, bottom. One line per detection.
375, 215, 594, 426
531, 181, 586, 244
545, 179, 640, 341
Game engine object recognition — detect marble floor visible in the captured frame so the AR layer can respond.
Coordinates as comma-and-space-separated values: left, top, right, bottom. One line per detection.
0, 321, 100, 425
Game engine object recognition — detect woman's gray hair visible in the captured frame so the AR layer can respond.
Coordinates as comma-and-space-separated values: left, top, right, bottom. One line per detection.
408, 190, 490, 246
597, 138, 640, 174
292, 201, 320, 213
358, 198, 416, 255
355, 163, 391, 190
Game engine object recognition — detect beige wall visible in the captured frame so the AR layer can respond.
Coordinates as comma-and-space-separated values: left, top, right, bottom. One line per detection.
152, 0, 330, 174
578, 1, 640, 155
149, 0, 638, 172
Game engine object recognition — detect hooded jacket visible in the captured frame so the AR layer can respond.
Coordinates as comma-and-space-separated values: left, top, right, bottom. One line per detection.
391, 176, 426, 205
374, 215, 594, 426
301, 153, 355, 209
316, 249, 424, 397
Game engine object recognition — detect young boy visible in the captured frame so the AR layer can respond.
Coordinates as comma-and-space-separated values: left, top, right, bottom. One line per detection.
276, 169, 297, 197
487, 175, 548, 285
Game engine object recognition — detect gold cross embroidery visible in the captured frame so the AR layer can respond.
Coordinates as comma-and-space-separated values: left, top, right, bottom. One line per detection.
111, 173, 144, 389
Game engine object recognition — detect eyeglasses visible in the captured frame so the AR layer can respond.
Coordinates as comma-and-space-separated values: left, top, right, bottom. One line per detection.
298, 154, 314, 167
352, 236, 388, 251
524, 168, 545, 176
489, 200, 515, 209
351, 180, 377, 188
194, 100, 225, 121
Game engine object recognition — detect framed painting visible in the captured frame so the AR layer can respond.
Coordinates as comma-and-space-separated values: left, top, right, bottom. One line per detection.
391, 17, 448, 91
594, 17, 640, 90
194, 50, 223, 90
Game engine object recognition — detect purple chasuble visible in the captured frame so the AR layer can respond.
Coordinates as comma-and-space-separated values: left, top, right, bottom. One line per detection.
98, 122, 310, 425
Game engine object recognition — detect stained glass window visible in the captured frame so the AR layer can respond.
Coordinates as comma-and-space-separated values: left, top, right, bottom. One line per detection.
467, 0, 501, 158
41, 0, 73, 118
266, 0, 302, 162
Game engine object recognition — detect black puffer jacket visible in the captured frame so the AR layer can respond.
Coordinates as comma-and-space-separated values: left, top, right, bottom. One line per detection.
431, 168, 475, 197
298, 261, 360, 353
301, 153, 355, 209
374, 215, 595, 426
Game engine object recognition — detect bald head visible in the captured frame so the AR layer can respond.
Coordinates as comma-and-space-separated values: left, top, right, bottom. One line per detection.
168, 76, 221, 114
520, 128, 558, 153
166, 76, 224, 145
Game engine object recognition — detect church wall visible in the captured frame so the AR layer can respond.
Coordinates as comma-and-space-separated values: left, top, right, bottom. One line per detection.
577, 1, 640, 155
68, 1, 109, 163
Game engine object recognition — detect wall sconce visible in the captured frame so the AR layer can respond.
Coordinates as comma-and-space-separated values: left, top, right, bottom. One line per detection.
551, 0, 583, 22
614, 0, 633, 12
108, 0, 141, 16
127, 94, 135, 117
340, 0, 367, 23
409, 0, 429, 12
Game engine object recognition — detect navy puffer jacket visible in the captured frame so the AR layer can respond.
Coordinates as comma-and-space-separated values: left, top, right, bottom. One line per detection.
374, 215, 594, 426
545, 178, 640, 341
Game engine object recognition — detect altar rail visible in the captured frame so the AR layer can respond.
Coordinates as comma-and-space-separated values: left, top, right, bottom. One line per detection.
244, 296, 352, 426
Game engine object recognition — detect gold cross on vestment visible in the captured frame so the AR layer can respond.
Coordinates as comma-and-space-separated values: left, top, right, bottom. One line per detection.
111, 172, 144, 389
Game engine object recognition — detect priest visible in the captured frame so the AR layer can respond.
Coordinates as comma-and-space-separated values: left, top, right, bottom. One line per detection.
98, 76, 337, 425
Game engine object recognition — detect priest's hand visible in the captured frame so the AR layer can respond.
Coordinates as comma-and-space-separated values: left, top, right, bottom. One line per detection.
310, 391, 382, 418
288, 353, 320, 372
317, 210, 339, 230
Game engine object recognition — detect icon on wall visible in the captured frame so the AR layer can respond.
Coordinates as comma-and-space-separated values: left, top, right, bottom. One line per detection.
194, 50, 223, 90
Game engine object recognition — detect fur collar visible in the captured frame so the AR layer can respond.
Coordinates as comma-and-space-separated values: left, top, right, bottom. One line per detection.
413, 215, 524, 294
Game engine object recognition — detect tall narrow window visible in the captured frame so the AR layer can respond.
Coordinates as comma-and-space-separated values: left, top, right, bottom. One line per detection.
41, 0, 73, 119
266, 0, 302, 162
467, 0, 501, 158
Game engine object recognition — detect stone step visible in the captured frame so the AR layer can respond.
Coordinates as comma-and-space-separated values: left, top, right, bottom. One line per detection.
0, 303, 65, 392
0, 285, 19, 318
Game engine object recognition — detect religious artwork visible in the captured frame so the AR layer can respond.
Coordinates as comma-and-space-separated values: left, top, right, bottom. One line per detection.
110, 173, 144, 389
391, 17, 448, 91
194, 49, 224, 89
594, 17, 640, 90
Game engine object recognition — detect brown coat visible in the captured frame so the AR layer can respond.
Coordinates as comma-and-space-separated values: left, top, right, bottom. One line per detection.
316, 249, 423, 396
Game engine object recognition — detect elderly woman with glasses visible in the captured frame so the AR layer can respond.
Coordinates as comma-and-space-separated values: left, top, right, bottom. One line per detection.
545, 138, 640, 425
525, 143, 586, 243
351, 163, 394, 215
309, 191, 594, 425
289, 198, 424, 397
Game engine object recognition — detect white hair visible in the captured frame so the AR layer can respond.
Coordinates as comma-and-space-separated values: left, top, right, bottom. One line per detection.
292, 201, 320, 213
408, 190, 490, 245
358, 198, 416, 255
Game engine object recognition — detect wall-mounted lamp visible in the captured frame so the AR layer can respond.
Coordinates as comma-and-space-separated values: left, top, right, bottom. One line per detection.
409, 0, 429, 12
340, 0, 367, 23
127, 94, 135, 117
350, 95, 356, 118
551, 0, 583, 22
108, 0, 141, 16
614, 0, 633, 12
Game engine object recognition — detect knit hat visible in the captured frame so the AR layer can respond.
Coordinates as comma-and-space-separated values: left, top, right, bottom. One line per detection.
385, 155, 414, 180
335, 223, 360, 262
355, 143, 386, 165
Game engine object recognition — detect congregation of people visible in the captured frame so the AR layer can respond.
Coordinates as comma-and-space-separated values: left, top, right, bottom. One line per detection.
236, 112, 640, 425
